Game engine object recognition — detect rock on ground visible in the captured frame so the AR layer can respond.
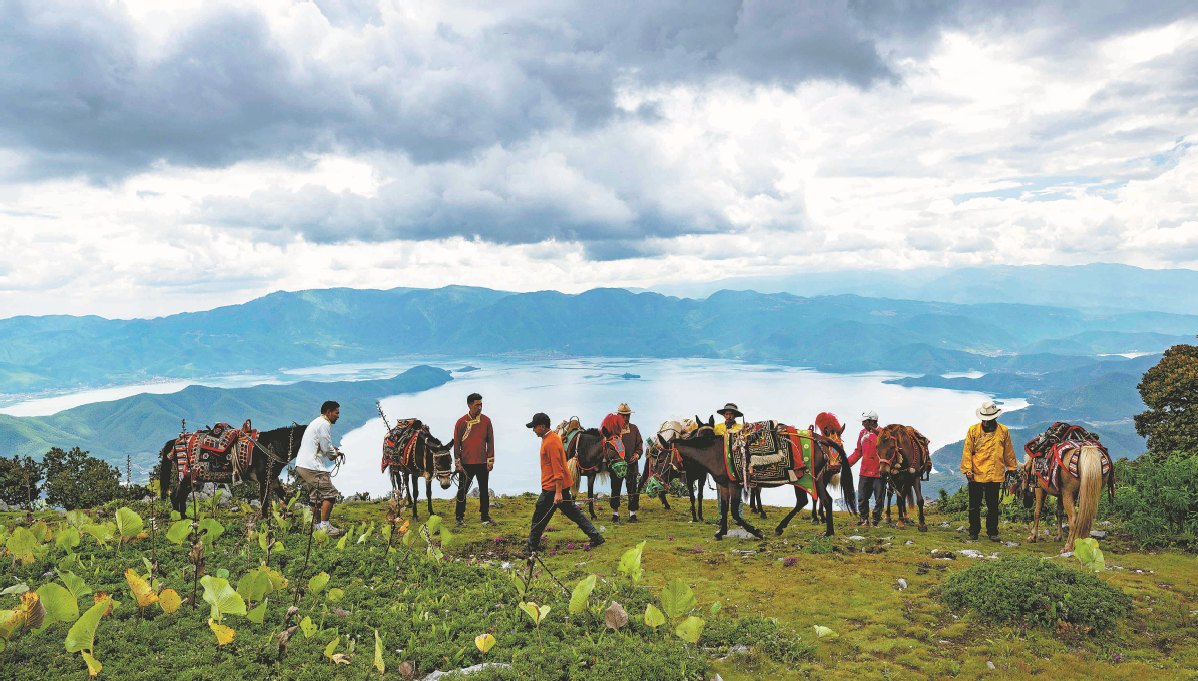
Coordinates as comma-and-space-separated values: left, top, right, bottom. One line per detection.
422, 663, 512, 680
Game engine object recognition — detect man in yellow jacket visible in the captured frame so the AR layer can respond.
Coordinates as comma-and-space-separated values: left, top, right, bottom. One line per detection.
961, 400, 1017, 541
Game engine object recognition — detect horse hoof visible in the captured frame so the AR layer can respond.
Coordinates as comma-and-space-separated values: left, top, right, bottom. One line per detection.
774, 528, 784, 536
918, 524, 928, 533
754, 531, 765, 540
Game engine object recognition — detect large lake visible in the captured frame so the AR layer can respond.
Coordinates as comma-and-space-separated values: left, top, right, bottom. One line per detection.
1, 357, 1026, 506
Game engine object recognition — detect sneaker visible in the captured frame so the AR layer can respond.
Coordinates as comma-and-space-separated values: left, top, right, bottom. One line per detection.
628, 515, 639, 523
988, 535, 1001, 542
481, 518, 496, 526
325, 525, 346, 538
455, 518, 465, 527
611, 514, 620, 524
588, 535, 606, 549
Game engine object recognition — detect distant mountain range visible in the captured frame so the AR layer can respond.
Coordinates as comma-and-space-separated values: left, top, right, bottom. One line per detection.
649, 263, 1198, 315
0, 366, 451, 462
1, 284, 1193, 398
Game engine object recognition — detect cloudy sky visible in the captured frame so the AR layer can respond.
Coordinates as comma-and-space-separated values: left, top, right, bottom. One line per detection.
2, 0, 1197, 318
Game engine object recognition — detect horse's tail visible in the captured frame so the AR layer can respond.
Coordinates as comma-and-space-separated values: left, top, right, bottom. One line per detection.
567, 458, 581, 495
840, 460, 857, 514
1074, 446, 1103, 541
158, 440, 175, 500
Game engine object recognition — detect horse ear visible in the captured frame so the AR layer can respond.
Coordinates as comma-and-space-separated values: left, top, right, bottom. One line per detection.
694, 415, 702, 427
708, 415, 715, 428
840, 423, 846, 436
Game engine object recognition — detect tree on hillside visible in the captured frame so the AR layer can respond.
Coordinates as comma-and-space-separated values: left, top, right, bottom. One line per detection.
43, 446, 123, 510
1135, 343, 1198, 457
0, 454, 44, 508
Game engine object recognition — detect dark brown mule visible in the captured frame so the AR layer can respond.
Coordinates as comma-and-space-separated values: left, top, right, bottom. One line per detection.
641, 424, 710, 523
876, 424, 931, 531
384, 422, 455, 519
652, 416, 845, 539
565, 427, 639, 520
158, 424, 306, 516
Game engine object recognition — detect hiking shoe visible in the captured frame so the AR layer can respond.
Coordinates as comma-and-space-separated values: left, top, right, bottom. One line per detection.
455, 518, 465, 527
325, 525, 346, 538
628, 515, 639, 523
988, 535, 1001, 542
611, 514, 620, 524
589, 535, 606, 549
481, 519, 497, 526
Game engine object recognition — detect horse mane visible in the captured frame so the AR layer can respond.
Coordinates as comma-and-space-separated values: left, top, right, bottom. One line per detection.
815, 412, 841, 436
581, 427, 601, 436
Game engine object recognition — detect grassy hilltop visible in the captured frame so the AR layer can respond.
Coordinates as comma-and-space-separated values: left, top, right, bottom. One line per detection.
1, 495, 1194, 681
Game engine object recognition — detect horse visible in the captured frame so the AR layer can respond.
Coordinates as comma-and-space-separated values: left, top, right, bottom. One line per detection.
641, 420, 710, 523
563, 426, 637, 520
159, 423, 306, 516
649, 415, 845, 539
382, 421, 455, 520
1010, 445, 1114, 552
875, 424, 931, 531
809, 412, 855, 525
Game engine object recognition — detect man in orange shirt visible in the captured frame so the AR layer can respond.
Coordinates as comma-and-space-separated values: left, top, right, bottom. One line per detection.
454, 392, 495, 527
525, 412, 605, 555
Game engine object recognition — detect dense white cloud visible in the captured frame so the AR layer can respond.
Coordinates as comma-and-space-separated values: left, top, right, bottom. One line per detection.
1, 0, 1197, 317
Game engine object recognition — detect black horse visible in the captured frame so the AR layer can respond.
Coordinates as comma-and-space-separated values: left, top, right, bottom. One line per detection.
565, 427, 639, 520
642, 435, 710, 523
383, 422, 455, 519
159, 424, 306, 516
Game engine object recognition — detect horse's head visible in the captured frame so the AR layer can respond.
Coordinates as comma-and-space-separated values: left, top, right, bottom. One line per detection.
875, 425, 903, 475
422, 429, 455, 490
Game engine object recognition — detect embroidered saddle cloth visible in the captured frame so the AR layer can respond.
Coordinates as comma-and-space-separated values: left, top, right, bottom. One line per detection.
174, 420, 258, 481
1024, 422, 1110, 488
725, 421, 816, 497
382, 419, 423, 472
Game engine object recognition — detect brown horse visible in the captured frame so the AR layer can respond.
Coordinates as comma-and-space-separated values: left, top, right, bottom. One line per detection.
564, 426, 639, 520
809, 412, 854, 525
1011, 445, 1114, 552
383, 421, 455, 519
651, 416, 845, 539
641, 420, 710, 523
875, 424, 931, 531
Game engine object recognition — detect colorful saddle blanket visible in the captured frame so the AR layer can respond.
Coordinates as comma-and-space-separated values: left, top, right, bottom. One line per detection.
1024, 422, 1110, 488
382, 419, 423, 472
174, 420, 258, 482
725, 421, 816, 498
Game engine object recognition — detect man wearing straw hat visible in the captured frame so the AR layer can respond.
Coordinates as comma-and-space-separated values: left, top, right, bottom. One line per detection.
608, 403, 644, 524
713, 403, 744, 436
961, 400, 1018, 541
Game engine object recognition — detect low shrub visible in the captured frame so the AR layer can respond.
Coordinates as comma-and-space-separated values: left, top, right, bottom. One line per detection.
937, 556, 1131, 633
701, 615, 814, 664
1101, 454, 1198, 550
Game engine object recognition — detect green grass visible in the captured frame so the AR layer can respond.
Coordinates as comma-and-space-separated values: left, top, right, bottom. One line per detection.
2, 495, 1196, 681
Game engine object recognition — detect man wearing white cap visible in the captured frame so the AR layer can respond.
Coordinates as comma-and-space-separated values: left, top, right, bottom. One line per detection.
960, 400, 1017, 541
848, 410, 883, 527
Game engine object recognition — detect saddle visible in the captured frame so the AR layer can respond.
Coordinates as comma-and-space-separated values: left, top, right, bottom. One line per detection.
382, 419, 424, 472
174, 420, 258, 482
1024, 422, 1111, 488
555, 417, 583, 452
726, 421, 817, 497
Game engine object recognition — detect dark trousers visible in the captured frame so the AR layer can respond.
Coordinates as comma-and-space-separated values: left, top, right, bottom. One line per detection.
857, 475, 885, 520
527, 489, 600, 552
968, 481, 1002, 538
455, 463, 490, 521
610, 459, 640, 513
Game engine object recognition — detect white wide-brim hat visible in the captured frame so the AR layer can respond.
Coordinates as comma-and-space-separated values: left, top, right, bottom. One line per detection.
976, 400, 1002, 421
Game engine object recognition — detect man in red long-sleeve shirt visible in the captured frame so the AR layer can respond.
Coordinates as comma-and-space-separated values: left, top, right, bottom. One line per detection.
525, 412, 604, 555
848, 410, 884, 527
454, 392, 495, 527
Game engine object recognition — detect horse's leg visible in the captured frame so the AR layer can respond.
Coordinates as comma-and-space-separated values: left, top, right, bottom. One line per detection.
730, 488, 764, 539
775, 486, 807, 536
1054, 494, 1065, 542
610, 472, 622, 523
915, 481, 927, 532
884, 480, 894, 526
819, 476, 835, 537
425, 476, 434, 517
1028, 489, 1043, 542
715, 487, 730, 540
1062, 484, 1079, 552
410, 474, 420, 520
658, 492, 671, 510
754, 488, 767, 519
587, 474, 596, 520
697, 473, 706, 522
172, 478, 192, 516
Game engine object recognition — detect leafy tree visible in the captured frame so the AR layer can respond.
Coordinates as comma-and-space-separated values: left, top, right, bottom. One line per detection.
43, 446, 123, 510
0, 454, 45, 508
1135, 343, 1198, 457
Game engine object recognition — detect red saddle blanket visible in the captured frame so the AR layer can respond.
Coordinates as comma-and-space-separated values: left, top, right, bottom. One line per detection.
382, 419, 423, 472
1024, 423, 1110, 488
174, 420, 258, 481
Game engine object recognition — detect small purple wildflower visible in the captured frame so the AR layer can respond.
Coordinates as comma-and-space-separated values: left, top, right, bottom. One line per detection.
565, 542, 577, 550
1111, 653, 1123, 664
782, 556, 798, 568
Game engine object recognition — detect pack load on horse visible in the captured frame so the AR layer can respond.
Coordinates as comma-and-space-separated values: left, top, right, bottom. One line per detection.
1014, 422, 1116, 551
650, 415, 845, 539
159, 420, 306, 515
641, 419, 711, 522
380, 416, 455, 519
875, 424, 932, 531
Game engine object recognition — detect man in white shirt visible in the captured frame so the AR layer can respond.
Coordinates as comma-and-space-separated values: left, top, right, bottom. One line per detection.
295, 400, 346, 537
